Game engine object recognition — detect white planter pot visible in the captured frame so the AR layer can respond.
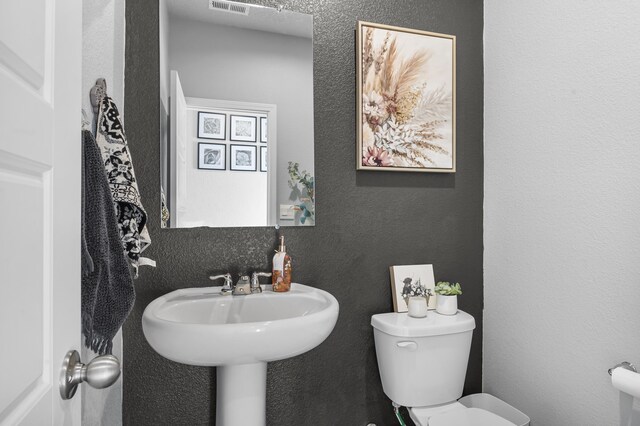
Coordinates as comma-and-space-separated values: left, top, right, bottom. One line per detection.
407, 296, 428, 318
436, 295, 458, 315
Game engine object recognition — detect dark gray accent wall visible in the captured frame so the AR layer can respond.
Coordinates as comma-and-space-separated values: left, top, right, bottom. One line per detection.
123, 1, 483, 425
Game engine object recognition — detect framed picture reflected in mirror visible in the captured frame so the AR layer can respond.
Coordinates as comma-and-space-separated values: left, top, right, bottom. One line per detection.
230, 115, 257, 142
197, 143, 226, 170
230, 144, 257, 171
260, 146, 267, 172
198, 112, 226, 140
260, 117, 268, 143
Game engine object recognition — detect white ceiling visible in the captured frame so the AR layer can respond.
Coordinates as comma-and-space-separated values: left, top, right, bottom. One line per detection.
165, 0, 313, 39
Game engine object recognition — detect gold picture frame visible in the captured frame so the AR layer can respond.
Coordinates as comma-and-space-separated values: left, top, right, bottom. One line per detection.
357, 21, 456, 173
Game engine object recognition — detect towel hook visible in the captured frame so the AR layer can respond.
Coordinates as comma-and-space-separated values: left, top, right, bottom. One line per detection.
90, 78, 107, 114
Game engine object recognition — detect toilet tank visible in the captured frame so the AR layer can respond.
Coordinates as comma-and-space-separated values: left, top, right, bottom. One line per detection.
371, 311, 475, 408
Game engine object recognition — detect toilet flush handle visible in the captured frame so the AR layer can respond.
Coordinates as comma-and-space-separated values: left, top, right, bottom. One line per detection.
396, 341, 418, 351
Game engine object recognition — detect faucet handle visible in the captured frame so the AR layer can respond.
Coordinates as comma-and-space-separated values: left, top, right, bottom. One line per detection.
209, 273, 233, 295
251, 272, 272, 293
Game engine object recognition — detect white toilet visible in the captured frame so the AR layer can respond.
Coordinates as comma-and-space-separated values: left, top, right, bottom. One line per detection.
371, 310, 517, 426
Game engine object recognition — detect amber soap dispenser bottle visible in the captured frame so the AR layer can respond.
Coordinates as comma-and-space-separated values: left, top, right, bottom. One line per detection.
272, 236, 292, 292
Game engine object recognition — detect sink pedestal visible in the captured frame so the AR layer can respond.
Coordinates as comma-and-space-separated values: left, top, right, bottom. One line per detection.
216, 362, 267, 426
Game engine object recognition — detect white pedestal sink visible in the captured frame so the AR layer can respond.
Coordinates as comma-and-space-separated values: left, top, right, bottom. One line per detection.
142, 283, 339, 426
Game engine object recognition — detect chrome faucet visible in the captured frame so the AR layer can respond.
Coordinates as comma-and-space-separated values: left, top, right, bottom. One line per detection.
232, 275, 252, 295
251, 272, 272, 294
209, 273, 233, 295
209, 272, 272, 296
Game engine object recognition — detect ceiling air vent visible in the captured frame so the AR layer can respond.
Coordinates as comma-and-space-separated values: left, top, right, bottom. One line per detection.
209, 0, 250, 16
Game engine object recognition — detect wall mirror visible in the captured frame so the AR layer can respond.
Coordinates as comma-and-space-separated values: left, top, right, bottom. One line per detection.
159, 0, 314, 228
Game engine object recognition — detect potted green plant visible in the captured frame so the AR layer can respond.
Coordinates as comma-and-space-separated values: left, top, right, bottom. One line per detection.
287, 162, 315, 225
434, 282, 462, 315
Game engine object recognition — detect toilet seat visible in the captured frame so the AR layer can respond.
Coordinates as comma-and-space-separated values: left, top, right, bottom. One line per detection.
428, 407, 516, 426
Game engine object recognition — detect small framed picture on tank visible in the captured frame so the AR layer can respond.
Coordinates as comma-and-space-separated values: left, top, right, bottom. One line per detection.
389, 264, 436, 312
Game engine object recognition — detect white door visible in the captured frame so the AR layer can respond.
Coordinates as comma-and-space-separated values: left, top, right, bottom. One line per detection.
170, 70, 188, 227
0, 0, 82, 424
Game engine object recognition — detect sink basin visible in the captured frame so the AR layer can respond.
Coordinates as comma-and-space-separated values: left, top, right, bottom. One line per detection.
142, 283, 338, 366
142, 283, 339, 426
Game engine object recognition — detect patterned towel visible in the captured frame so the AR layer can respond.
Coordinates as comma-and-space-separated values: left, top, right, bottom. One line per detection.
95, 94, 155, 276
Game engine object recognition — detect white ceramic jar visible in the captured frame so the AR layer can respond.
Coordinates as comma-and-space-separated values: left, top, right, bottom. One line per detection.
407, 296, 428, 318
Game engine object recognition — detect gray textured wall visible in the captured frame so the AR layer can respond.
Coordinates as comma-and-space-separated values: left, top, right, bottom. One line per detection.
124, 1, 484, 425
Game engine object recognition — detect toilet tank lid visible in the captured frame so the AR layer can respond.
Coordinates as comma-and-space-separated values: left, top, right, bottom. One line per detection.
371, 310, 475, 337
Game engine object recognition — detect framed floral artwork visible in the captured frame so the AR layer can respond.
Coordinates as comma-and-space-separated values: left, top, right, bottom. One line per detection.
389, 264, 436, 312
230, 115, 257, 142
357, 21, 456, 173
197, 143, 226, 170
197, 111, 226, 140
260, 117, 267, 143
260, 146, 267, 172
230, 144, 257, 171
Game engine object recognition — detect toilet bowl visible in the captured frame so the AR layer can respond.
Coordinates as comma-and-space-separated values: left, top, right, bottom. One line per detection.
371, 310, 520, 426
425, 407, 515, 426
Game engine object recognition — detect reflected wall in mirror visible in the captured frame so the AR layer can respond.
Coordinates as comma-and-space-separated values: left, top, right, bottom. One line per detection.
159, 0, 314, 228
